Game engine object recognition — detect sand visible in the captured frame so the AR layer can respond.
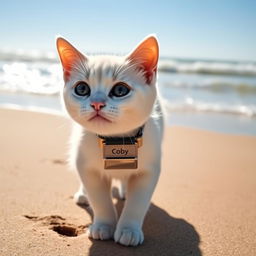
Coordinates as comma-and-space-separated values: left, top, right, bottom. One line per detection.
0, 109, 256, 256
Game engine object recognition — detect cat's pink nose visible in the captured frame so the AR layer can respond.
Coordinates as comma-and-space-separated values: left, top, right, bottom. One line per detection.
90, 102, 106, 111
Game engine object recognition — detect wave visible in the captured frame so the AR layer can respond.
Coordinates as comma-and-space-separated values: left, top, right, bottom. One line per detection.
161, 80, 256, 94
158, 59, 256, 76
0, 49, 256, 76
1, 61, 256, 96
1, 57, 256, 118
0, 62, 62, 95
164, 98, 256, 117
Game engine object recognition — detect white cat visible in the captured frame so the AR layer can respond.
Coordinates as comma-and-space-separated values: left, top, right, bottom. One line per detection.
56, 35, 164, 246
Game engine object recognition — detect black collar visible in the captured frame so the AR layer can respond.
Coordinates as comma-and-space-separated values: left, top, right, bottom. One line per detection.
98, 125, 144, 146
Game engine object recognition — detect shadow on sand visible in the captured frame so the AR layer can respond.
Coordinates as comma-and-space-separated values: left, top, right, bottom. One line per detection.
79, 199, 201, 256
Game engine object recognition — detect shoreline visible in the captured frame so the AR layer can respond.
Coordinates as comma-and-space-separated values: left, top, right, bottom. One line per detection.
0, 108, 256, 255
1, 103, 256, 136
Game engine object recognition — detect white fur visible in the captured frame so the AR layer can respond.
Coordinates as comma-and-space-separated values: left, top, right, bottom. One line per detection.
57, 36, 164, 246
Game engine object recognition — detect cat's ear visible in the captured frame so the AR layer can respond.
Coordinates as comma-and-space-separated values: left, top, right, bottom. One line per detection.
126, 35, 159, 84
56, 37, 86, 81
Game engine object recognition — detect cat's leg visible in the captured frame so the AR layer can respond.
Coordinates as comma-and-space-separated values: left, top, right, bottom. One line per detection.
111, 179, 126, 200
74, 183, 89, 205
82, 170, 117, 240
114, 170, 159, 246
117, 179, 126, 200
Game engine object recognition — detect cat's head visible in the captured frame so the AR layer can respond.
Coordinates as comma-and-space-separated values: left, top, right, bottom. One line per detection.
56, 35, 159, 136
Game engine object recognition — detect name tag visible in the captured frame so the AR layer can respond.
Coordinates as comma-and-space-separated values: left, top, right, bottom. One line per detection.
103, 144, 137, 159
102, 144, 138, 169
99, 137, 142, 170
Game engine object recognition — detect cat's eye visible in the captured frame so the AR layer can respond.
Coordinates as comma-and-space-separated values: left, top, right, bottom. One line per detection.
74, 82, 90, 97
109, 83, 131, 98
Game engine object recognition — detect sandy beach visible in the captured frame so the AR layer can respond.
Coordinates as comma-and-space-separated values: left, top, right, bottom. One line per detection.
0, 108, 256, 256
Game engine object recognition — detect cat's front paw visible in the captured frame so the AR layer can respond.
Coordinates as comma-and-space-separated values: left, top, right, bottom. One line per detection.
74, 191, 89, 205
114, 226, 144, 246
88, 222, 115, 240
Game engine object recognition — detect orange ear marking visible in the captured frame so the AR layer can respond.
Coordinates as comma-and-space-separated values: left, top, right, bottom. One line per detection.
56, 37, 86, 81
127, 35, 159, 84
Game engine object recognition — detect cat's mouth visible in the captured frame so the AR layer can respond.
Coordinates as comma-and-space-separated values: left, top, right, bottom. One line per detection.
88, 113, 112, 123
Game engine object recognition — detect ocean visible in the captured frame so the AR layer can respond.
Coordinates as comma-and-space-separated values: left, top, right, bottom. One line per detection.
0, 50, 256, 135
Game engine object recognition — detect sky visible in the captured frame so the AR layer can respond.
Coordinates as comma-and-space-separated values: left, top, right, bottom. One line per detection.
0, 0, 256, 61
